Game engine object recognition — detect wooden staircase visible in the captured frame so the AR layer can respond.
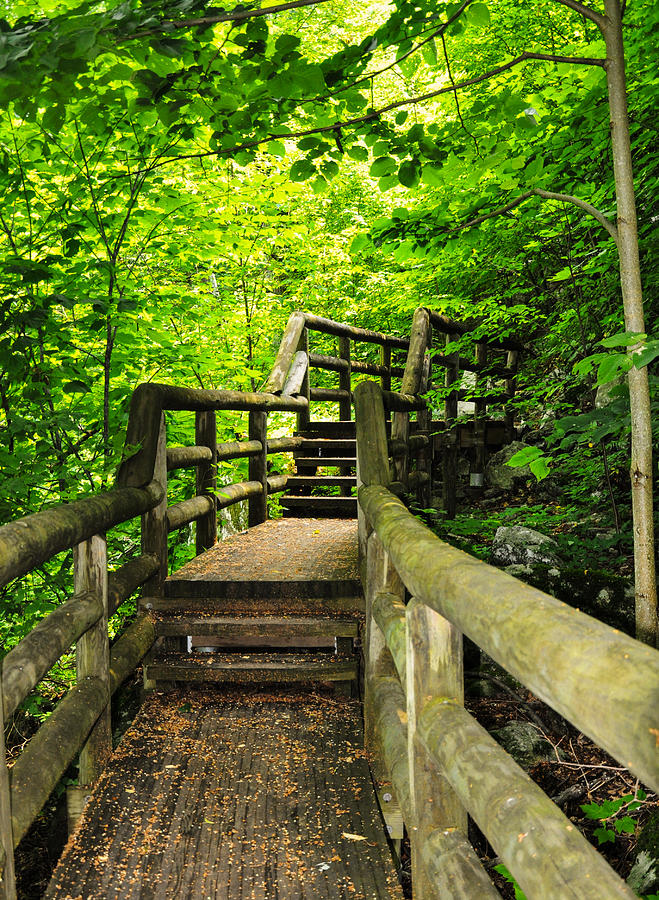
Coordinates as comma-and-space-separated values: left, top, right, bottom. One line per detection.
142, 518, 362, 694
280, 420, 358, 518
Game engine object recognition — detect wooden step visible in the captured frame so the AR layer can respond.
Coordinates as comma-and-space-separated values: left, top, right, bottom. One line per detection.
294, 457, 356, 468
280, 496, 358, 518
153, 614, 359, 639
287, 475, 356, 489
145, 650, 358, 684
297, 438, 356, 453
300, 420, 356, 438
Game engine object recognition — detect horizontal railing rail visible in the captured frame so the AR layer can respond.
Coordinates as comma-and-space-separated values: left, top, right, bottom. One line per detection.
0, 305, 522, 899
354, 378, 658, 900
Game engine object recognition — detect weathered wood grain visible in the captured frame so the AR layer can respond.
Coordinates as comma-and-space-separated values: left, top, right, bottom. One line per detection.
282, 350, 309, 396
359, 483, 659, 793
420, 699, 636, 899
45, 691, 403, 899
406, 598, 466, 895
0, 481, 162, 591
265, 310, 307, 394
195, 410, 217, 554
109, 615, 156, 694
421, 827, 501, 898
0, 671, 16, 900
2, 592, 102, 720
166, 446, 213, 471
108, 553, 159, 615
304, 313, 409, 348
10, 677, 107, 847
248, 411, 268, 527
75, 535, 111, 787
371, 592, 406, 684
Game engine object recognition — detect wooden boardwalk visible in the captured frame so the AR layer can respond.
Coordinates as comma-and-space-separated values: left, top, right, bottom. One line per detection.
46, 689, 402, 899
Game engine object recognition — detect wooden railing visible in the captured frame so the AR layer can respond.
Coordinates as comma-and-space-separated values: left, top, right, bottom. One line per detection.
0, 309, 416, 899
0, 305, 528, 899
354, 378, 659, 900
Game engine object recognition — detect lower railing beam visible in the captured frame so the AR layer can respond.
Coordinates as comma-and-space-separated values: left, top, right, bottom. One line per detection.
0, 672, 16, 900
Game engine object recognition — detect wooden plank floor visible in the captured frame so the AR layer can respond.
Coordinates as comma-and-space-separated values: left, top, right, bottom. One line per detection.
46, 688, 403, 899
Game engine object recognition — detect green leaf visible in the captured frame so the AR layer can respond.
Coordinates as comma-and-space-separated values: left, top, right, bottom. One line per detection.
506, 446, 543, 467
63, 380, 90, 394
398, 159, 419, 188
529, 457, 550, 481
600, 331, 646, 348
421, 164, 443, 187
289, 159, 315, 182
594, 827, 616, 845
346, 145, 368, 161
469, 3, 491, 26
350, 233, 370, 253
267, 140, 286, 158
370, 156, 397, 178
596, 353, 631, 385
422, 39, 437, 66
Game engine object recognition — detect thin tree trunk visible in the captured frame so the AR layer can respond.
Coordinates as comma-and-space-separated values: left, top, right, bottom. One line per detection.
600, 0, 656, 645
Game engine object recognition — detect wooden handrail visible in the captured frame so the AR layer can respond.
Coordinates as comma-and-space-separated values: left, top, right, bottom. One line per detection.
354, 378, 657, 899
0, 481, 163, 590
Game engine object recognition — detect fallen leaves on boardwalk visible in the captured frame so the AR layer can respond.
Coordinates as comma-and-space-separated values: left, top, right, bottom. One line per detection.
46, 687, 402, 900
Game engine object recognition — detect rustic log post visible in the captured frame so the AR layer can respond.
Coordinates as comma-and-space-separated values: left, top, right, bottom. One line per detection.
392, 308, 431, 490
443, 333, 459, 518
354, 381, 390, 570
248, 411, 268, 527
504, 349, 519, 442
297, 327, 311, 432
0, 674, 16, 900
141, 415, 168, 602
338, 336, 353, 496
338, 336, 352, 421
365, 533, 405, 767
195, 410, 217, 555
380, 345, 392, 393
74, 535, 111, 788
406, 597, 466, 896
416, 354, 432, 508
472, 343, 488, 491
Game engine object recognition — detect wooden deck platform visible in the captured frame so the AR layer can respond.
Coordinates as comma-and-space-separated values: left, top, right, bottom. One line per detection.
46, 689, 402, 899
149, 518, 363, 616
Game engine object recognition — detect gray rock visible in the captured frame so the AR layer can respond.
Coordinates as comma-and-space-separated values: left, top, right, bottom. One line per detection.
491, 526, 560, 568
595, 376, 625, 408
491, 721, 557, 768
485, 441, 532, 491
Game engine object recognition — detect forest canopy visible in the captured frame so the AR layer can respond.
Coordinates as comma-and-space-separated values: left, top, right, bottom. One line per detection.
0, 0, 657, 642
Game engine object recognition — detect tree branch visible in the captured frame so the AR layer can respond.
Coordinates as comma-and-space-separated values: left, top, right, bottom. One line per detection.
138, 49, 606, 173
457, 188, 618, 245
125, 0, 333, 39
533, 188, 619, 243
550, 0, 607, 31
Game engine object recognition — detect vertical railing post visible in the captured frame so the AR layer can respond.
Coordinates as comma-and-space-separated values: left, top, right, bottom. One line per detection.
407, 598, 466, 897
339, 336, 352, 495
248, 410, 268, 527
141, 415, 168, 601
354, 380, 400, 769
0, 673, 16, 900
297, 327, 311, 433
393, 308, 431, 490
443, 333, 459, 518
338, 336, 352, 421
75, 534, 111, 788
354, 381, 390, 570
472, 342, 488, 492
380, 345, 391, 393
195, 410, 217, 555
416, 354, 432, 507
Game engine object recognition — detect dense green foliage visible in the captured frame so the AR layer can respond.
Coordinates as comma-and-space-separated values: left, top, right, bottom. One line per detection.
0, 0, 657, 652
